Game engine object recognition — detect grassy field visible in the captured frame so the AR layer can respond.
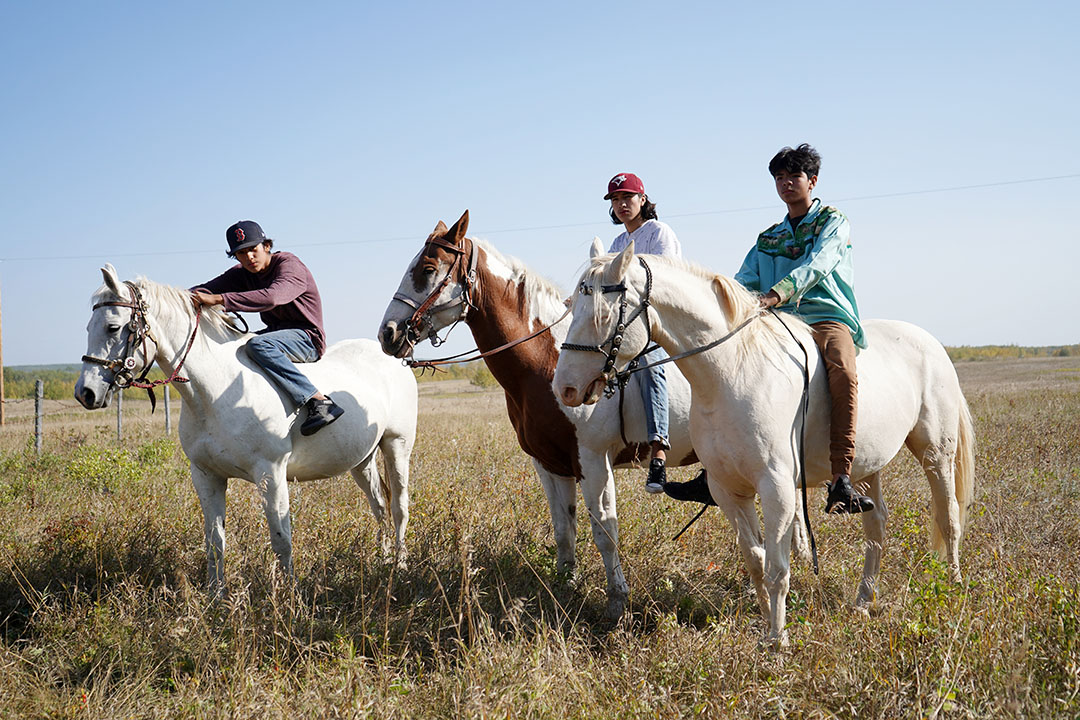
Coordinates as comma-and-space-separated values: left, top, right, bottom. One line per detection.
0, 357, 1078, 718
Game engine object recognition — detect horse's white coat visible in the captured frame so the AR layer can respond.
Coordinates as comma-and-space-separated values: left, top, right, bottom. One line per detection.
76, 265, 418, 595
554, 241, 975, 646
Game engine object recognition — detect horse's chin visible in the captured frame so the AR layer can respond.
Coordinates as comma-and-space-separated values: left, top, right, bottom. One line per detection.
378, 326, 412, 359
581, 377, 606, 405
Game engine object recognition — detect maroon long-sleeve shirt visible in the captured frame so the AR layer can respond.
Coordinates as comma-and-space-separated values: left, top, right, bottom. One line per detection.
192, 251, 327, 357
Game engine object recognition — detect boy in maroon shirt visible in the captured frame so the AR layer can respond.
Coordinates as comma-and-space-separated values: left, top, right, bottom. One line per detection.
191, 220, 343, 435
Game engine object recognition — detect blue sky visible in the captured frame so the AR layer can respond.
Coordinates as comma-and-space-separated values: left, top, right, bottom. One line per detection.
1, 1, 1076, 366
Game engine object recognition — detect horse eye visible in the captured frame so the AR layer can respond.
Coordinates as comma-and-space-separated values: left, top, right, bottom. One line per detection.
422, 265, 436, 276
107, 325, 121, 334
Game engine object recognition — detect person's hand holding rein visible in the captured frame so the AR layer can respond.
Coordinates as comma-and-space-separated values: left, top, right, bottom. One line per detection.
191, 291, 224, 309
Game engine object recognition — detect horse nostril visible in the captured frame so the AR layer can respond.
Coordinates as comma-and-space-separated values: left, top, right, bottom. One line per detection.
76, 387, 95, 408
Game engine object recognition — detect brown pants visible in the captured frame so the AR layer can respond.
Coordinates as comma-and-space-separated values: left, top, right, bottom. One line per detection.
811, 321, 858, 477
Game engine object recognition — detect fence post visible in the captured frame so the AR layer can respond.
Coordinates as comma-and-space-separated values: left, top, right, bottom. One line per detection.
116, 389, 123, 441
163, 386, 171, 435
35, 380, 43, 455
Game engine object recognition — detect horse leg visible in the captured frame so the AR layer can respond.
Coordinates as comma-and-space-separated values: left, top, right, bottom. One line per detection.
855, 472, 888, 608
578, 450, 630, 620
791, 487, 812, 565
379, 431, 412, 570
349, 451, 391, 561
256, 463, 294, 580
533, 459, 579, 582
710, 484, 770, 627
907, 433, 963, 582
758, 479, 796, 649
190, 464, 227, 598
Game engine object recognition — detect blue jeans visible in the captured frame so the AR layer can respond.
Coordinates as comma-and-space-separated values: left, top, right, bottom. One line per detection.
639, 347, 670, 448
245, 329, 320, 410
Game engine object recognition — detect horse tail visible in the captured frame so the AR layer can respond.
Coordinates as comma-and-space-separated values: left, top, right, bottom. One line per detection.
932, 394, 976, 553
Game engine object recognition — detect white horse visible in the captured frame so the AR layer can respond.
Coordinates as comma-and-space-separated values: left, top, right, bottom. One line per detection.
75, 264, 418, 595
378, 211, 789, 619
554, 240, 975, 647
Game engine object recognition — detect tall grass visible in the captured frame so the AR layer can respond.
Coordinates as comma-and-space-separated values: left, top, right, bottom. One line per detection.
0, 359, 1078, 717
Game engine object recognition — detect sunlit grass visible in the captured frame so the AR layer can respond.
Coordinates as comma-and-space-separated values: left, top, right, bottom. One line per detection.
0, 359, 1078, 717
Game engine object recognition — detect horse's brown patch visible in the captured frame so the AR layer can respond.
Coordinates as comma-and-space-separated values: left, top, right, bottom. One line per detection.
468, 262, 581, 478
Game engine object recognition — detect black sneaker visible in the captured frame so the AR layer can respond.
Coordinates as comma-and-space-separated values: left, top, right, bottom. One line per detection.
663, 468, 716, 506
645, 458, 666, 494
300, 396, 344, 436
825, 474, 875, 514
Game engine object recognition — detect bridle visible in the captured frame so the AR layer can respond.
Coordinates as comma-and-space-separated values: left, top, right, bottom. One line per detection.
392, 234, 479, 353
560, 256, 656, 398
82, 280, 202, 410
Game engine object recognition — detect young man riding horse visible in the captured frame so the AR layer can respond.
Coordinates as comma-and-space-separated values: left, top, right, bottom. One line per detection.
667, 144, 874, 514
190, 220, 344, 436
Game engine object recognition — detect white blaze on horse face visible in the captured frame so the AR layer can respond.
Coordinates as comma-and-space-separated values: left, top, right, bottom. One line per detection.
75, 290, 129, 409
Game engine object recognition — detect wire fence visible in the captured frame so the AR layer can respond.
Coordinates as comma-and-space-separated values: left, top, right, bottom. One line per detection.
2, 380, 174, 454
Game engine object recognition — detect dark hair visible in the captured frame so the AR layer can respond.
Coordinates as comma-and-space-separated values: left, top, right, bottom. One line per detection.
227, 238, 273, 258
768, 143, 821, 178
609, 195, 659, 225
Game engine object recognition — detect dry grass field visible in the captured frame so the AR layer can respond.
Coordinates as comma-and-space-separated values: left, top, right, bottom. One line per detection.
0, 357, 1077, 718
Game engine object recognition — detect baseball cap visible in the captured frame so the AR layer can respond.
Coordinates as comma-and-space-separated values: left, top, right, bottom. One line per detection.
225, 220, 267, 257
604, 173, 646, 200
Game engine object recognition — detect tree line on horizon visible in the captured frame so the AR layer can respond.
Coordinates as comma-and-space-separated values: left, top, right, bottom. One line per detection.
3, 344, 1077, 400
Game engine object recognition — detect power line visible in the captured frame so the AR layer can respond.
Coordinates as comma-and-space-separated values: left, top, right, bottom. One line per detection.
2, 173, 1076, 263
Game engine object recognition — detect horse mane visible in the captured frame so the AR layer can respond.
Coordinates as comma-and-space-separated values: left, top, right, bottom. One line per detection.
94, 277, 250, 344
582, 252, 798, 365
472, 238, 568, 323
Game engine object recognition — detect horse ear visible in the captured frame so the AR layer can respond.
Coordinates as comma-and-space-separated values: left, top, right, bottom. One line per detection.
448, 210, 469, 245
101, 264, 123, 295
712, 275, 738, 323
604, 241, 635, 284
589, 236, 604, 259
428, 220, 449, 240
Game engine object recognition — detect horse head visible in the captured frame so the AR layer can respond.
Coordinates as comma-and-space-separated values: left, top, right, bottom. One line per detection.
379, 209, 477, 358
553, 239, 654, 407
75, 264, 158, 409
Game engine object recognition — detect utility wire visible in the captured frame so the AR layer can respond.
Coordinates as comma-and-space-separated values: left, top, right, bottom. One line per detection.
2, 173, 1077, 263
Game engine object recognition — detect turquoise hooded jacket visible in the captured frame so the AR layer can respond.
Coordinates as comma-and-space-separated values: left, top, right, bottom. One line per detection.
734, 198, 866, 349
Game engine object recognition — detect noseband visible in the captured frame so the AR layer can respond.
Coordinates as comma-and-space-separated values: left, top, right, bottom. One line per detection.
392, 235, 479, 350
560, 256, 655, 397
82, 281, 200, 409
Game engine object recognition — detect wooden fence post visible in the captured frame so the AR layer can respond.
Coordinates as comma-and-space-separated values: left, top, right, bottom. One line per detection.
34, 380, 43, 455
116, 389, 123, 441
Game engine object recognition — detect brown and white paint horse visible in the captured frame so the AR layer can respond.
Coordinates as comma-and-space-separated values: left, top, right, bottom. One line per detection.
378, 211, 709, 618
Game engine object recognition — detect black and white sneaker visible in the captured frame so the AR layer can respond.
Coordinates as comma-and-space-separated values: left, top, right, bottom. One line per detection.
645, 458, 666, 494
300, 396, 344, 436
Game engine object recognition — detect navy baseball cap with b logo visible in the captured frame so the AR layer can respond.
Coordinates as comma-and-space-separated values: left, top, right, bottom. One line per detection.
225, 220, 267, 257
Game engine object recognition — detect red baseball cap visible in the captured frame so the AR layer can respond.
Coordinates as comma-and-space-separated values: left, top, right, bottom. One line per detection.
604, 173, 646, 200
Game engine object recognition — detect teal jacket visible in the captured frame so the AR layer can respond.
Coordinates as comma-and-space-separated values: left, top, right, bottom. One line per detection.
735, 199, 866, 349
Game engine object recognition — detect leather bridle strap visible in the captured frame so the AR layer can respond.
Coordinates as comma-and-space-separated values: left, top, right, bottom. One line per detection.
393, 236, 480, 349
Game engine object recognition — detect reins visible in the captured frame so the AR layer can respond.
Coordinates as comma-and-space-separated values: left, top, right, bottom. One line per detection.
407, 305, 571, 372
82, 281, 203, 412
